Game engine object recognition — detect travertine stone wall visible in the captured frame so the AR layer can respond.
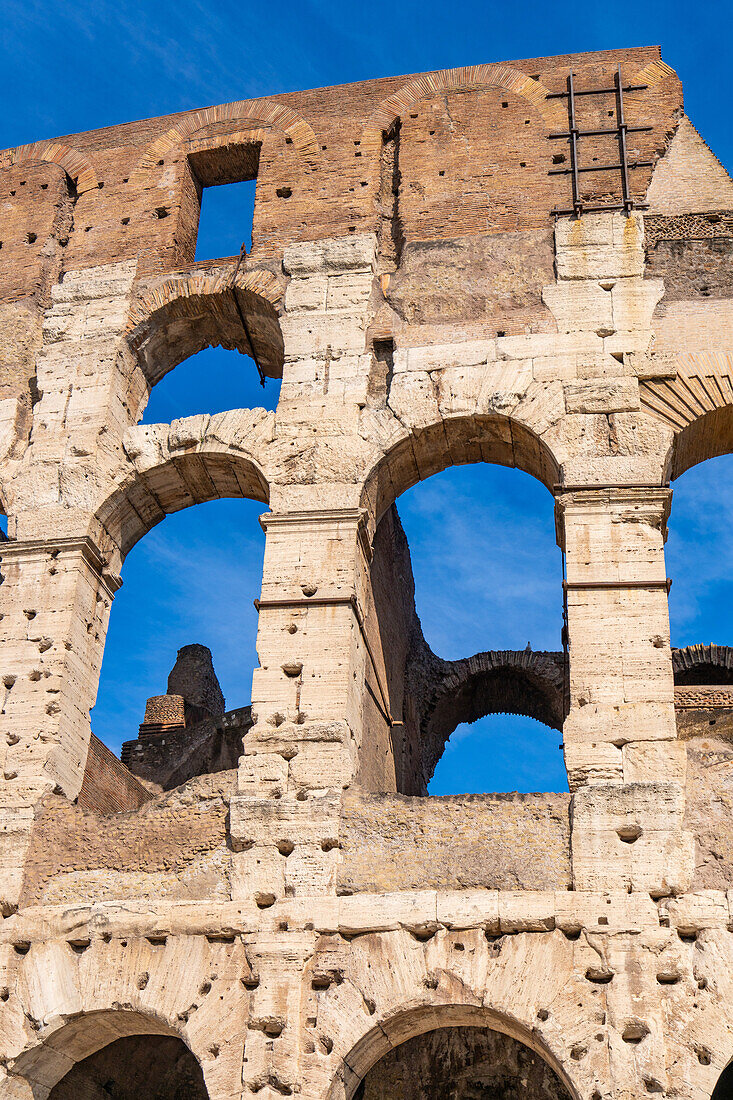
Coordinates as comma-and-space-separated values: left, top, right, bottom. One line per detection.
2, 43, 733, 1100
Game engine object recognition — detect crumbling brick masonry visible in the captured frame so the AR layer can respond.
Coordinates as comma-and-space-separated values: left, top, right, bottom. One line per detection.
2, 44, 733, 1100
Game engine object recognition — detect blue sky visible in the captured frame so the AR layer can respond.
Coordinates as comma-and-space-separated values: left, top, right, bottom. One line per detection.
3, 1, 731, 794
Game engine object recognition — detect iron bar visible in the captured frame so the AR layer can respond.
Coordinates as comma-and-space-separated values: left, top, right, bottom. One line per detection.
547, 63, 651, 217
549, 126, 652, 139
563, 579, 672, 591
230, 242, 266, 387
552, 202, 649, 215
615, 63, 633, 213
549, 160, 653, 175
566, 71, 581, 216
546, 82, 648, 98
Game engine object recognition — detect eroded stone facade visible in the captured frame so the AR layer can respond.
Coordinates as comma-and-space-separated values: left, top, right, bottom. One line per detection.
2, 43, 733, 1100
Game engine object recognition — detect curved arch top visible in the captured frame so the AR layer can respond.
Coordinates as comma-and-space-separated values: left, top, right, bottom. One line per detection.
126, 268, 285, 387
415, 649, 566, 783
137, 98, 322, 171
361, 413, 560, 526
638, 353, 733, 479
673, 643, 733, 684
8, 1008, 184, 1096
0, 141, 99, 193
95, 421, 271, 567
327, 1002, 582, 1100
361, 64, 565, 151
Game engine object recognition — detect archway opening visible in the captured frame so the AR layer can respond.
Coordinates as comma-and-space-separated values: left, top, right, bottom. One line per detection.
126, 278, 284, 426
141, 345, 280, 425
8, 1011, 208, 1100
667, 453, 733, 649
355, 1025, 573, 1100
667, 452, 733, 888
430, 714, 566, 795
90, 495, 265, 793
47, 1034, 207, 1100
364, 458, 566, 797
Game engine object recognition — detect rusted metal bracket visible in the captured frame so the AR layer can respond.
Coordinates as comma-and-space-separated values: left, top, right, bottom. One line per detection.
230, 242, 267, 387
549, 64, 652, 217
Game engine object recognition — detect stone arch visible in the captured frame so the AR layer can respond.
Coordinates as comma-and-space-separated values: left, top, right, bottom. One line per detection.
137, 98, 321, 170
126, 269, 286, 389
360, 64, 565, 152
95, 419, 271, 568
314, 928, 589, 1100
639, 353, 733, 479
337, 1007, 576, 1098
673, 644, 733, 685
361, 414, 560, 527
411, 649, 566, 786
0, 141, 99, 193
6, 1008, 203, 1099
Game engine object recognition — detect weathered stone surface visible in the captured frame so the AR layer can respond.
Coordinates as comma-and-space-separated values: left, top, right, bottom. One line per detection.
0, 43, 732, 1100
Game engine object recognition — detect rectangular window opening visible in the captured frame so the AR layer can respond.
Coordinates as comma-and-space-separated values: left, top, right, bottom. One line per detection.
188, 143, 260, 262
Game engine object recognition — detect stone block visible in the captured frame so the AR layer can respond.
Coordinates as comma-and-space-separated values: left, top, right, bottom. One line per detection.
436, 890, 500, 931
338, 891, 437, 936
564, 379, 640, 414
237, 755, 289, 798
284, 276, 328, 313
283, 235, 377, 276
498, 891, 555, 932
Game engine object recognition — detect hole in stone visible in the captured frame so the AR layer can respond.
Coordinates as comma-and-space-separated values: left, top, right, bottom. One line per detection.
657, 970, 680, 984
585, 967, 614, 984
622, 1021, 650, 1044
67, 939, 91, 954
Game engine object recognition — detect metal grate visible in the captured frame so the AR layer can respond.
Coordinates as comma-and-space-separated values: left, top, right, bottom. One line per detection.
548, 64, 653, 217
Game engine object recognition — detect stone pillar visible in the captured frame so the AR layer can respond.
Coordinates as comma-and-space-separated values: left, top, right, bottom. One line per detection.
557, 486, 693, 894
0, 536, 119, 909
229, 508, 372, 901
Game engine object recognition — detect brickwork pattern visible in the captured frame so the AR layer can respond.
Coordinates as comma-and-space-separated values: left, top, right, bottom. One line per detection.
2, 42, 733, 1100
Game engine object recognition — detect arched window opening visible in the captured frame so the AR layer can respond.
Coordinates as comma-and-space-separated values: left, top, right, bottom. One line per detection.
126, 275, 284, 427
667, 453, 733, 650
430, 713, 566, 795
141, 345, 280, 424
668, 453, 733, 889
89, 496, 264, 799
365, 463, 566, 797
356, 1026, 573, 1100
0, 510, 7, 539
47, 1034, 207, 1100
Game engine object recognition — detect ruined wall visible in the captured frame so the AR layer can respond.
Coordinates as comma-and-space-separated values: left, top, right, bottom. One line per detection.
77, 733, 151, 813
3, 42, 733, 1100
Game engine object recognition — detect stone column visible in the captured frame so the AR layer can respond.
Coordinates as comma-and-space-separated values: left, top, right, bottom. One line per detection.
0, 536, 119, 909
229, 508, 372, 902
557, 486, 693, 895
